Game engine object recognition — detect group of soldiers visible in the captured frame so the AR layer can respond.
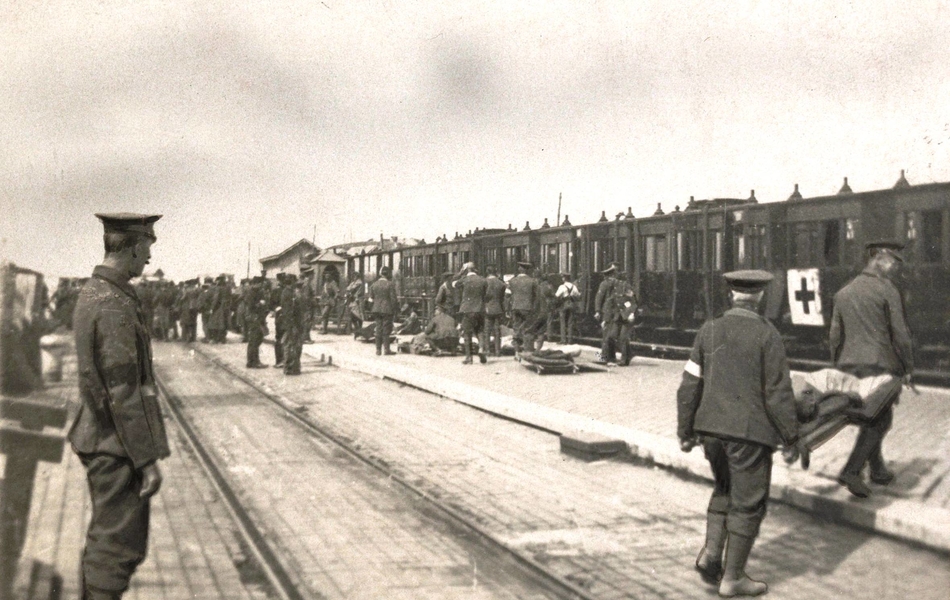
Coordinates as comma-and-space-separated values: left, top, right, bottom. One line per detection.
413, 261, 587, 364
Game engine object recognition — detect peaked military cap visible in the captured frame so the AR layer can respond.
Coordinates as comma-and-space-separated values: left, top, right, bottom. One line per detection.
866, 239, 905, 262
300, 264, 314, 274
517, 261, 533, 270
203, 276, 213, 284
95, 213, 161, 239
379, 266, 392, 276
723, 269, 773, 292
602, 262, 620, 275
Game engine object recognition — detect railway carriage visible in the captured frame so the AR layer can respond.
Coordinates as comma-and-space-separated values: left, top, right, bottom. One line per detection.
344, 173, 950, 376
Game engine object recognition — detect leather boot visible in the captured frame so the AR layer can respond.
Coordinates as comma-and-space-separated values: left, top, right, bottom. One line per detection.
462, 340, 473, 364
718, 533, 767, 597
696, 512, 726, 584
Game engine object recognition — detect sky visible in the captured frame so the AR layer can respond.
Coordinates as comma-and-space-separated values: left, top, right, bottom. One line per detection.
2, 0, 949, 282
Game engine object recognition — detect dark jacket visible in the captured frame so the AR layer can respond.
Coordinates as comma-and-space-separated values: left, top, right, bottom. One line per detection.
484, 276, 507, 316
830, 271, 914, 377
454, 273, 488, 314
69, 265, 171, 468
676, 307, 798, 449
425, 312, 457, 340
369, 277, 399, 316
507, 274, 539, 312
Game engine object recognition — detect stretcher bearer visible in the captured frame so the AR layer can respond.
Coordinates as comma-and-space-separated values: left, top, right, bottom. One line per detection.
830, 239, 914, 498
506, 261, 539, 355
453, 262, 488, 364
677, 270, 799, 598
71, 213, 171, 600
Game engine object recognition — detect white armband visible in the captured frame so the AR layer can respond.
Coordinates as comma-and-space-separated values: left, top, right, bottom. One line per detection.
684, 359, 702, 378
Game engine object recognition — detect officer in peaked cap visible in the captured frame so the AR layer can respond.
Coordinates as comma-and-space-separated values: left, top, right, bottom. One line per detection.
865, 239, 904, 262
71, 213, 170, 599
830, 238, 912, 499
677, 269, 798, 597
601, 261, 619, 275
594, 262, 624, 363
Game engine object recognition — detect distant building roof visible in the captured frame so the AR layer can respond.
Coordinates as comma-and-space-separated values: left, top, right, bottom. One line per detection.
311, 249, 347, 263
259, 239, 320, 265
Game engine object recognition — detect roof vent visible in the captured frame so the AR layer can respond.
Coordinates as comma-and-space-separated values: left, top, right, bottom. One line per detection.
686, 196, 697, 210
625, 207, 635, 219
838, 177, 853, 194
540, 218, 550, 229
788, 184, 803, 201
674, 205, 681, 213
598, 211, 608, 223
894, 169, 911, 189
561, 215, 572, 226
508, 223, 513, 231
523, 221, 531, 231
653, 203, 665, 216
748, 189, 757, 203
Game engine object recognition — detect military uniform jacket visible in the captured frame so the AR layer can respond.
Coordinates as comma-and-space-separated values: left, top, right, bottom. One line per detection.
484, 276, 507, 316
425, 312, 458, 340
435, 282, 456, 312
676, 307, 798, 449
454, 273, 488, 314
369, 277, 399, 316
69, 265, 171, 469
507, 274, 538, 312
243, 285, 268, 324
829, 271, 914, 377
594, 278, 615, 317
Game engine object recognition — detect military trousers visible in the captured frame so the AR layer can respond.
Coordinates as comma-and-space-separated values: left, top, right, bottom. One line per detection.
273, 320, 285, 365
559, 307, 576, 345
460, 313, 487, 357
245, 320, 264, 366
511, 310, 534, 352
601, 321, 633, 364
282, 328, 302, 374
78, 453, 151, 593
484, 314, 504, 355
374, 315, 394, 353
702, 437, 772, 539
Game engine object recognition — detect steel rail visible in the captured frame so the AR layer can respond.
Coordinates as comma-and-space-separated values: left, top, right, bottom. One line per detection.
187, 343, 598, 600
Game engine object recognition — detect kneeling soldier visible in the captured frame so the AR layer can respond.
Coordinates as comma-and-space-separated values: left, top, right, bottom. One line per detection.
676, 270, 799, 597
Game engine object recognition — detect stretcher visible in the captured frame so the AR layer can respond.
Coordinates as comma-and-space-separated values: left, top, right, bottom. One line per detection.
518, 348, 580, 375
791, 368, 902, 469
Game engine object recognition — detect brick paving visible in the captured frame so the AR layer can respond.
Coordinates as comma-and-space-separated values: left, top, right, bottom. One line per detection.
13, 346, 274, 600
154, 343, 568, 600
198, 337, 950, 600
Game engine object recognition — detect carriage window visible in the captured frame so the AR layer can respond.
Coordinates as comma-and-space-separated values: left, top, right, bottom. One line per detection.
486, 248, 500, 271
677, 231, 703, 270
644, 235, 669, 272
712, 231, 723, 271
541, 243, 558, 271
824, 221, 840, 267
792, 223, 821, 266
558, 242, 571, 273
922, 210, 943, 263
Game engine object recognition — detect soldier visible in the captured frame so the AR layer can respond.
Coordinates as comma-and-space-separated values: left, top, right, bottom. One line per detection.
70, 213, 170, 600
483, 265, 507, 356
282, 276, 305, 375
434, 272, 457, 319
529, 273, 557, 352
369, 265, 399, 355
182, 279, 201, 343
208, 275, 230, 343
422, 306, 459, 354
244, 276, 269, 368
453, 262, 488, 364
555, 273, 581, 344
199, 277, 213, 342
677, 270, 799, 598
299, 265, 316, 342
235, 279, 249, 343
506, 261, 539, 355
594, 263, 620, 363
342, 272, 366, 337
830, 240, 914, 498
319, 271, 340, 334
271, 273, 288, 368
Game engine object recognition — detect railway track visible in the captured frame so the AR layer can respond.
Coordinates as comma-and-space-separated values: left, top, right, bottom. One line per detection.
155, 342, 596, 600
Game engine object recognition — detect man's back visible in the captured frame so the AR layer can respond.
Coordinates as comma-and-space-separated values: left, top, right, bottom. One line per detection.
689, 308, 797, 449
830, 272, 913, 376
508, 274, 538, 311
484, 276, 507, 315
369, 278, 397, 315
456, 273, 487, 314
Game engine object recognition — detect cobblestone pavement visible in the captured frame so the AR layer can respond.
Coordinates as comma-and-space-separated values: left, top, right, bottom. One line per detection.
195, 338, 950, 600
154, 343, 570, 600
15, 348, 274, 600
308, 333, 950, 510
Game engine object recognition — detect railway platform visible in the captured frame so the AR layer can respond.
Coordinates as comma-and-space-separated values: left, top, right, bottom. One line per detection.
292, 331, 950, 553
9, 339, 275, 600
